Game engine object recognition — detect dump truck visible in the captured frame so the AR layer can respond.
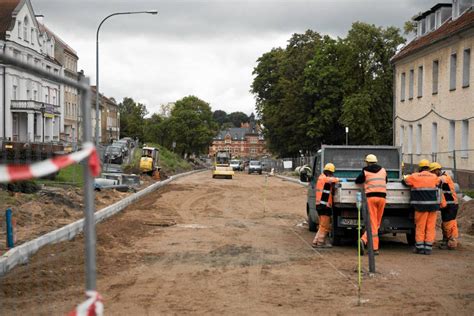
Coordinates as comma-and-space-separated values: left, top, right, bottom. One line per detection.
212, 150, 234, 179
302, 145, 415, 245
139, 146, 160, 176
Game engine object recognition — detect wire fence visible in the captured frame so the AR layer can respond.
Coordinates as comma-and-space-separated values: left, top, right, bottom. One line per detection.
0, 51, 100, 314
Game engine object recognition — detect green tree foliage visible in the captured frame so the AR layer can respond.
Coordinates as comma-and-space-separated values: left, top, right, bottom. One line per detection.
212, 110, 250, 128
213, 110, 228, 127
227, 111, 249, 128
168, 96, 218, 157
119, 97, 148, 141
252, 24, 405, 156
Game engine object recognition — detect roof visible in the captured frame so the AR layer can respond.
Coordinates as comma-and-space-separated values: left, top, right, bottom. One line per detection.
392, 8, 474, 63
38, 22, 78, 58
90, 86, 118, 107
214, 127, 261, 141
0, 0, 20, 40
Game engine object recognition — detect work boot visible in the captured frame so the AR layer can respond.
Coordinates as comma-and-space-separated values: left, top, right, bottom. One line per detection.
413, 247, 425, 255
438, 238, 448, 249
373, 250, 380, 256
424, 249, 432, 255
447, 238, 458, 250
359, 240, 366, 256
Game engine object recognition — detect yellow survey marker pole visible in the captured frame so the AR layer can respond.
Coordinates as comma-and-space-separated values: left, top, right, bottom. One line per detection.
356, 191, 362, 306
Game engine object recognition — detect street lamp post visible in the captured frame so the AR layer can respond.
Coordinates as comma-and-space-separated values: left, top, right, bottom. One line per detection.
345, 126, 349, 146
95, 10, 157, 145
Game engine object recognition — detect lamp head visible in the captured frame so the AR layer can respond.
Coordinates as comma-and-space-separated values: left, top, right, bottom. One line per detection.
147, 10, 158, 15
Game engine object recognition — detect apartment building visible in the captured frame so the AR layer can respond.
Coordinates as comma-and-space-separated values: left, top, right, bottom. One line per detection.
392, 1, 473, 187
91, 86, 120, 144
0, 0, 63, 143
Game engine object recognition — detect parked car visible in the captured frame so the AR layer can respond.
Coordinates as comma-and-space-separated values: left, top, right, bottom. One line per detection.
122, 137, 135, 148
113, 140, 129, 155
105, 145, 123, 164
248, 160, 262, 174
230, 159, 244, 171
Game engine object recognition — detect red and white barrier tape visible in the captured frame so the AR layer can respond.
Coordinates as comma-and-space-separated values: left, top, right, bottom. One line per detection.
68, 291, 104, 316
0, 142, 101, 183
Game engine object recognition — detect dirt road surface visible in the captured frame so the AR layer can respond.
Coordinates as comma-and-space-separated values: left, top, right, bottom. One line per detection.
1, 171, 473, 315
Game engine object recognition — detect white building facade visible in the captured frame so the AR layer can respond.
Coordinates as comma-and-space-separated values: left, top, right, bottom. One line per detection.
392, 1, 474, 188
0, 0, 64, 143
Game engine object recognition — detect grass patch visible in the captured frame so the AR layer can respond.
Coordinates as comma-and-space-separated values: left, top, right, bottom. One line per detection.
37, 163, 84, 186
463, 190, 474, 198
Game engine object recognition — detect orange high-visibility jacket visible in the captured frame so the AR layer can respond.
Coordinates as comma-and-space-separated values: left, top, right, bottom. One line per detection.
364, 168, 387, 195
440, 173, 458, 208
316, 173, 339, 208
404, 171, 441, 211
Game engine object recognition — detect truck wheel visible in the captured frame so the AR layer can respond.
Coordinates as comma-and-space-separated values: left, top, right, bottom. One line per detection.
307, 208, 317, 232
331, 213, 342, 246
406, 229, 416, 246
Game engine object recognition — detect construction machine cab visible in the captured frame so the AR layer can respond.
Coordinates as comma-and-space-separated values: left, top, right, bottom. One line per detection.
139, 146, 160, 176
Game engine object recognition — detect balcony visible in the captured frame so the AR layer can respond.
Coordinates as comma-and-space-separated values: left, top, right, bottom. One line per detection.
10, 100, 60, 115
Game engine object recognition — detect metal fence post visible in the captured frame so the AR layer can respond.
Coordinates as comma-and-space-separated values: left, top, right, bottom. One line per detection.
452, 150, 457, 183
80, 75, 97, 291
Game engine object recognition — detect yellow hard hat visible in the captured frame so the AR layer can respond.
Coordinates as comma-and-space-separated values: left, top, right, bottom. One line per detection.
418, 159, 430, 168
365, 154, 378, 163
324, 163, 336, 173
429, 162, 442, 171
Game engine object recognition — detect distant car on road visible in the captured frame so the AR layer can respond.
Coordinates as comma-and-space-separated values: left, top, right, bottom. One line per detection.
248, 160, 262, 174
122, 137, 135, 148
105, 145, 123, 164
230, 159, 244, 171
113, 140, 129, 155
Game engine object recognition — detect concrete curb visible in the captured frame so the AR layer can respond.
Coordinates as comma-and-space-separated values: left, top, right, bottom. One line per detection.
0, 169, 205, 276
274, 174, 309, 187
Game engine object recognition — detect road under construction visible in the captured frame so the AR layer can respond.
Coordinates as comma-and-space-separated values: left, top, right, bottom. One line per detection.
1, 171, 473, 314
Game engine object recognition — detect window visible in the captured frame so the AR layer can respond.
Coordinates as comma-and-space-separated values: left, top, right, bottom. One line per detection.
417, 66, 423, 97
400, 72, 406, 101
416, 124, 422, 155
27, 89, 31, 100
408, 125, 413, 154
33, 90, 37, 101
449, 121, 456, 152
31, 28, 34, 45
409, 69, 414, 99
450, 53, 457, 90
463, 48, 471, 88
461, 120, 469, 158
431, 122, 438, 153
17, 21, 21, 38
432, 60, 439, 94
250, 148, 257, 154
23, 17, 28, 42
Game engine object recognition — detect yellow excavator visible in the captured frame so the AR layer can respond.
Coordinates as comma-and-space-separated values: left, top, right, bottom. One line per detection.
212, 150, 234, 179
139, 146, 160, 178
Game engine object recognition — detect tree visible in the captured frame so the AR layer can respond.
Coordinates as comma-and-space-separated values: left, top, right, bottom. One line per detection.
168, 96, 218, 157
227, 111, 249, 127
339, 22, 405, 145
212, 110, 228, 127
119, 97, 148, 141
251, 24, 405, 155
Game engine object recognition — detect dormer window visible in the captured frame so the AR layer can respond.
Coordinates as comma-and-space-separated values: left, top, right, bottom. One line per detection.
17, 21, 21, 38
31, 28, 35, 45
428, 13, 435, 31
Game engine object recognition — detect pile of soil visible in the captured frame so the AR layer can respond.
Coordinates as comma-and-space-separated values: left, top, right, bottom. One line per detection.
0, 174, 156, 253
458, 200, 474, 236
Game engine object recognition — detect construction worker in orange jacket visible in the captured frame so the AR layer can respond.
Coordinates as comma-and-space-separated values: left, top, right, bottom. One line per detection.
403, 159, 441, 255
355, 154, 387, 255
430, 162, 459, 250
312, 163, 340, 248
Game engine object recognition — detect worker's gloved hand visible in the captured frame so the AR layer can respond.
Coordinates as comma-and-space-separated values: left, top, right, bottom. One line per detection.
340, 178, 347, 182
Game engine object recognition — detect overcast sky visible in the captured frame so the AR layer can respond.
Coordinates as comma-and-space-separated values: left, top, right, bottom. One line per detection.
32, 0, 439, 116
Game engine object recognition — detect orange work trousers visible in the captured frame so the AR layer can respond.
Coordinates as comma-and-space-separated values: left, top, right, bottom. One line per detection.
415, 211, 437, 251
313, 215, 331, 245
361, 197, 386, 251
